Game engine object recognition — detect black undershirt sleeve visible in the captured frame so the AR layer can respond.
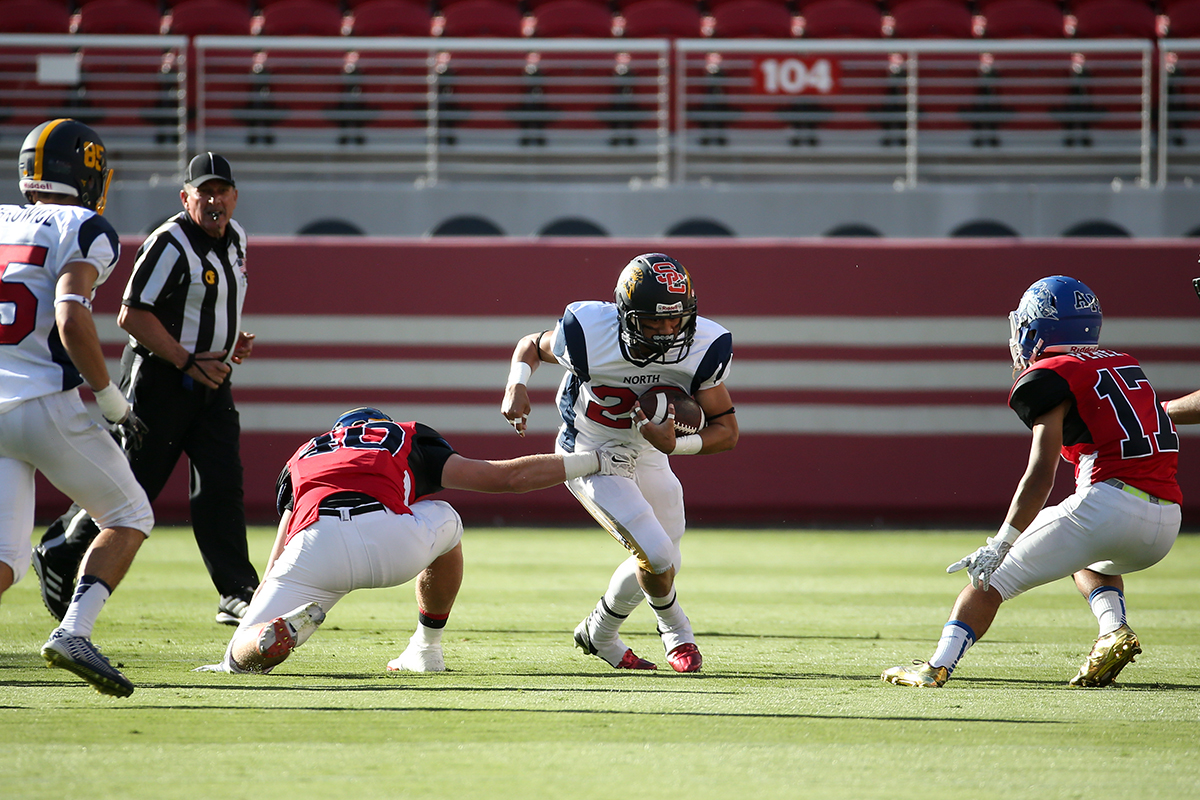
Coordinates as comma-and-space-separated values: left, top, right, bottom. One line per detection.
408, 423, 458, 498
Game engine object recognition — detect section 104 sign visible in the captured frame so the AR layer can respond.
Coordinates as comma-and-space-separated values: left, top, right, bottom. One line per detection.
753, 56, 839, 95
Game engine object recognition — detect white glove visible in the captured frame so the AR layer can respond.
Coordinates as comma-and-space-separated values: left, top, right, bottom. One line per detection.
946, 524, 1021, 592
596, 447, 638, 480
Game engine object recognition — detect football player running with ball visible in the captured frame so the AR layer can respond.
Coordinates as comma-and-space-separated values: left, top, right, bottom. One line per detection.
882, 276, 1181, 689
501, 253, 738, 673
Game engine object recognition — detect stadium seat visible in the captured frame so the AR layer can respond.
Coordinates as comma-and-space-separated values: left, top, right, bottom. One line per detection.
711, 0, 794, 37
1070, 0, 1157, 37
889, 0, 974, 38
167, 0, 253, 35
259, 0, 345, 35
440, 0, 524, 36
349, 0, 430, 35
255, 0, 342, 8
532, 0, 613, 37
619, 0, 702, 38
981, 0, 1064, 38
1166, 0, 1200, 36
0, 0, 70, 33
74, 0, 162, 34
705, 0, 791, 9
798, 0, 882, 38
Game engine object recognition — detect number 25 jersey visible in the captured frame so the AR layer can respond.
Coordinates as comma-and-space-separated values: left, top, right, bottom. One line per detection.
1009, 349, 1181, 504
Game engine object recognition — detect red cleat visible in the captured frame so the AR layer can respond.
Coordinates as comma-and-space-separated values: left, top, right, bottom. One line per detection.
666, 643, 702, 673
616, 649, 657, 670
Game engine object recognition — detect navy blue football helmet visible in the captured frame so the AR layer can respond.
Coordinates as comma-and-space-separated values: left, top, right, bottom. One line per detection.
614, 253, 698, 367
1009, 276, 1102, 373
18, 119, 112, 214
333, 407, 393, 429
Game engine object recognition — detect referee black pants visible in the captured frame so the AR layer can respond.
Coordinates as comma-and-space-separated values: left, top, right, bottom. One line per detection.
118, 349, 259, 598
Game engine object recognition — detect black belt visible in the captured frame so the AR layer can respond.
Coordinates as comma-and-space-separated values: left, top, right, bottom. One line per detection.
318, 492, 385, 518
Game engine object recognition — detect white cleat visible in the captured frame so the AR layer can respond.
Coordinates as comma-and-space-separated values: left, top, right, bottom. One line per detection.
387, 640, 445, 673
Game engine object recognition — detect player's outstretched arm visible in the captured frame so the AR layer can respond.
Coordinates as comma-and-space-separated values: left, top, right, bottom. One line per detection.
441, 449, 635, 494
1164, 389, 1200, 425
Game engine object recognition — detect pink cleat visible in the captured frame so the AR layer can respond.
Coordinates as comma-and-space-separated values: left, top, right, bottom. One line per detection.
616, 649, 657, 670
666, 642, 702, 673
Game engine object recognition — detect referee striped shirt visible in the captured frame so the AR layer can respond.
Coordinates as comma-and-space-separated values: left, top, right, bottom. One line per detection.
123, 211, 248, 362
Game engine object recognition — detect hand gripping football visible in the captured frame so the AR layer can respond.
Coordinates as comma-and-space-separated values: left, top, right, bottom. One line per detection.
638, 386, 705, 435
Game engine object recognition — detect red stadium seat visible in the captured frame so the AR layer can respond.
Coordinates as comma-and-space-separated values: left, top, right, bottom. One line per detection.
167, 0, 253, 34
890, 0, 974, 38
1166, 0, 1200, 36
1071, 0, 1157, 37
0, 0, 70, 33
349, 0, 430, 35
706, 0, 791, 9
74, 0, 162, 34
532, 0, 613, 37
981, 0, 1064, 38
798, 0, 882, 38
259, 0, 345, 35
437, 0, 521, 8
255, 0, 340, 8
440, 0, 524, 36
619, 0, 702, 38
711, 0, 794, 37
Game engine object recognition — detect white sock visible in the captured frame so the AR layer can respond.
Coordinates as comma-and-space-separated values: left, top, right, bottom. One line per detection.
929, 620, 976, 673
411, 622, 444, 648
646, 588, 693, 651
59, 575, 111, 639
1088, 587, 1126, 636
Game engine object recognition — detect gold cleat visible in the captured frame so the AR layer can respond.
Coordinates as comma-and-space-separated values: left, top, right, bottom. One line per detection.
881, 660, 949, 688
1068, 624, 1141, 687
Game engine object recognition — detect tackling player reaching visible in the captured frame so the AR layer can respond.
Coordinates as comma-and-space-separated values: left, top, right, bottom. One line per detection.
501, 253, 738, 673
882, 276, 1182, 688
197, 407, 635, 674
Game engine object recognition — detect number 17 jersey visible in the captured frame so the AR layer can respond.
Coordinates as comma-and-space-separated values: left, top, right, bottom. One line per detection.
1009, 349, 1181, 504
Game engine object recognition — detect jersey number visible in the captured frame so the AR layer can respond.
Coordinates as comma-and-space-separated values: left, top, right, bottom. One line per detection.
585, 385, 640, 429
299, 421, 407, 458
1094, 366, 1179, 458
0, 244, 46, 345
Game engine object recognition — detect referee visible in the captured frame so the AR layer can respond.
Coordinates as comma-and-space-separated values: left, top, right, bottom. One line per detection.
34, 153, 260, 625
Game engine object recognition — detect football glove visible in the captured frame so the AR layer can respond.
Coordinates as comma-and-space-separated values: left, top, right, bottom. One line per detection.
596, 447, 638, 480
947, 524, 1021, 593
94, 383, 148, 450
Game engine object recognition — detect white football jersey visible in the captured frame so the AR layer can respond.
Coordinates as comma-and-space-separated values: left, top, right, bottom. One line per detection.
0, 203, 120, 413
551, 300, 733, 452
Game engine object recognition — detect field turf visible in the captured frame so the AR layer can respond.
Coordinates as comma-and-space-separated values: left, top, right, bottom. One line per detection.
2, 526, 1198, 799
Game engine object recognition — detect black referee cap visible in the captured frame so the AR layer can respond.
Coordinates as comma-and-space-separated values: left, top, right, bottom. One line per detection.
185, 152, 235, 188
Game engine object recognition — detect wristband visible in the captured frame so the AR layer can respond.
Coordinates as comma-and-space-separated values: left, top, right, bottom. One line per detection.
507, 361, 532, 387
181, 353, 196, 373
994, 523, 1021, 547
94, 382, 130, 423
671, 434, 703, 455
54, 293, 92, 311
561, 451, 599, 481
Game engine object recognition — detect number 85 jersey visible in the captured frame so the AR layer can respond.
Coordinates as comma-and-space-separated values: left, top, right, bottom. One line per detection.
550, 300, 733, 453
1009, 349, 1181, 504
0, 203, 120, 413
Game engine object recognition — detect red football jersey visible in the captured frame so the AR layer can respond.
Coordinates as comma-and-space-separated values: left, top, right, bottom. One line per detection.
1009, 349, 1181, 504
282, 420, 453, 542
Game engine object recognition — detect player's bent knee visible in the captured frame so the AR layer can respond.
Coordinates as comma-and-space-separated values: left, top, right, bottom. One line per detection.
95, 500, 154, 538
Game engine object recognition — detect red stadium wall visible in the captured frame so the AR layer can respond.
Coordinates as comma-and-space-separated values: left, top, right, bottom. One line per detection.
35, 238, 1200, 528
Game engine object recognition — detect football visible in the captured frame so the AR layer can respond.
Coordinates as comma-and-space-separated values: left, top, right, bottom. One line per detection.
638, 386, 705, 435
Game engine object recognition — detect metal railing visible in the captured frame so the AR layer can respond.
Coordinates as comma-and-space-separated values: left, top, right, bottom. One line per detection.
0, 33, 1190, 186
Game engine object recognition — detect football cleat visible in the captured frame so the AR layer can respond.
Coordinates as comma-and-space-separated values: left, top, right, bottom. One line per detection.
256, 602, 325, 660
881, 660, 949, 688
41, 628, 134, 697
666, 642, 703, 673
1068, 624, 1141, 687
215, 592, 254, 626
386, 641, 446, 673
574, 612, 656, 669
31, 540, 85, 622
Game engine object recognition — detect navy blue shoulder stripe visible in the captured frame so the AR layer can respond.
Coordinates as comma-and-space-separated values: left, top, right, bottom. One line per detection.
557, 309, 590, 383
689, 331, 733, 395
76, 213, 119, 264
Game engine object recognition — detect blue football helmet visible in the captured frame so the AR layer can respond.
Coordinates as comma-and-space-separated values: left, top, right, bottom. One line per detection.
333, 407, 393, 429
1008, 276, 1102, 373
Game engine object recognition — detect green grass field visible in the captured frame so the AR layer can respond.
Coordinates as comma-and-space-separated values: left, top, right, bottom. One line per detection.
2, 526, 1198, 799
